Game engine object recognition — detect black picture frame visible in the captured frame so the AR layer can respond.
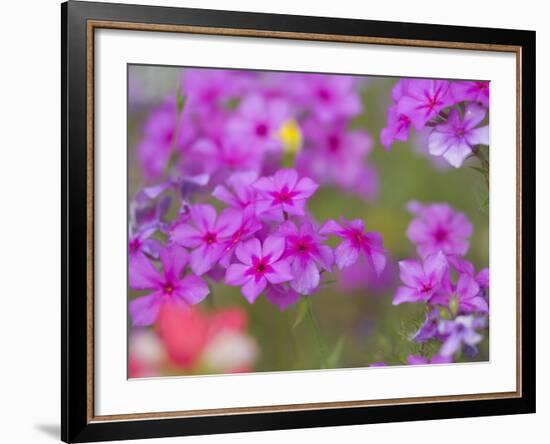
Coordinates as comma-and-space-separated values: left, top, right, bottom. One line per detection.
62, 1, 536, 442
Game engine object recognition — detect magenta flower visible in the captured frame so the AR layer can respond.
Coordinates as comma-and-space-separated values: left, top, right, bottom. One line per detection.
170, 204, 241, 275
129, 246, 209, 326
396, 79, 453, 130
393, 251, 448, 305
298, 119, 375, 192
431, 273, 489, 314
218, 206, 262, 268
320, 218, 386, 275
226, 94, 290, 152
451, 81, 489, 107
428, 104, 489, 167
380, 105, 412, 149
212, 171, 259, 210
277, 221, 334, 295
406, 202, 473, 258
294, 74, 362, 122
407, 354, 452, 365
438, 315, 485, 357
225, 237, 293, 303
129, 225, 162, 260
254, 169, 318, 219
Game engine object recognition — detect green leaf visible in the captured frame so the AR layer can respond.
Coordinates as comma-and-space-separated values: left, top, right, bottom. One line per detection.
292, 297, 309, 329
327, 336, 345, 368
176, 89, 186, 114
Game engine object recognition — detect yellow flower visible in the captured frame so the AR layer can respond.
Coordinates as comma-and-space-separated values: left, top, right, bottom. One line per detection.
278, 119, 303, 155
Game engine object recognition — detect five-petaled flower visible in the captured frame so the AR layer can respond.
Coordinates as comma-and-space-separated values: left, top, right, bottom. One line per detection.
170, 204, 241, 275
428, 103, 489, 168
278, 220, 334, 295
320, 217, 386, 275
254, 169, 318, 220
129, 246, 209, 326
225, 236, 294, 303
393, 251, 448, 305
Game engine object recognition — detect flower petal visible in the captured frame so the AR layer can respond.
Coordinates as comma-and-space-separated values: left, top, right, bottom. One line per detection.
265, 259, 294, 284
262, 236, 286, 262
225, 264, 250, 286
235, 238, 262, 265
129, 253, 160, 290
129, 292, 163, 326
160, 245, 189, 281
334, 240, 359, 270
289, 259, 319, 294
241, 277, 267, 303
274, 169, 298, 190
265, 285, 300, 311
177, 275, 209, 305
392, 286, 422, 305
398, 259, 424, 288
190, 204, 217, 232
171, 223, 203, 248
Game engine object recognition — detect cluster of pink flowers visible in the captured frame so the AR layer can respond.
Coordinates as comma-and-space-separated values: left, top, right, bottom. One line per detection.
381, 79, 489, 168
129, 167, 386, 321
137, 69, 378, 199
392, 201, 489, 361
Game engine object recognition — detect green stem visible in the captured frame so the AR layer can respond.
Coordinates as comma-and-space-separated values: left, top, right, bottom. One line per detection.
305, 297, 329, 368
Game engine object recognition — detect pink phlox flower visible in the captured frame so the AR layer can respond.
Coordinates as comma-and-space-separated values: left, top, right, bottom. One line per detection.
451, 81, 489, 107
212, 171, 259, 210
293, 74, 362, 122
430, 272, 488, 314
226, 93, 290, 152
320, 217, 386, 275
129, 246, 209, 326
225, 236, 293, 303
406, 202, 473, 258
170, 204, 241, 275
396, 79, 453, 130
254, 169, 318, 220
218, 206, 262, 268
428, 103, 489, 167
299, 119, 374, 191
392, 251, 448, 305
277, 220, 334, 295
380, 105, 412, 149
129, 224, 162, 260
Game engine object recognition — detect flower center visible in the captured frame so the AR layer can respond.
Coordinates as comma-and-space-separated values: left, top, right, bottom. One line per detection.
163, 283, 174, 295
271, 185, 297, 205
203, 232, 217, 244
420, 282, 433, 293
255, 122, 269, 137
327, 134, 341, 152
129, 238, 141, 253
433, 226, 448, 243
317, 87, 332, 102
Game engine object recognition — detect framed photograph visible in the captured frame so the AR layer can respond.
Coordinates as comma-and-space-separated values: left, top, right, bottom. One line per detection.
62, 1, 535, 442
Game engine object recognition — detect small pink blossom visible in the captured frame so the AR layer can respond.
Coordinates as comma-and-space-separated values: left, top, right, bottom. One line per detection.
320, 218, 386, 275
225, 236, 294, 303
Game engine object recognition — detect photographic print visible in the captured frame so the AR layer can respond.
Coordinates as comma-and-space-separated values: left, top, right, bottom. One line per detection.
127, 66, 490, 378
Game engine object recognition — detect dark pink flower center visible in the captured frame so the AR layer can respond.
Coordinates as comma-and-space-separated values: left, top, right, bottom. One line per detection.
420, 282, 433, 294
433, 226, 448, 243
203, 232, 218, 244
317, 87, 332, 102
162, 282, 174, 295
255, 122, 269, 137
327, 134, 341, 152
270, 185, 299, 205
129, 238, 141, 253
247, 255, 274, 281
163, 129, 174, 144
290, 235, 314, 255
